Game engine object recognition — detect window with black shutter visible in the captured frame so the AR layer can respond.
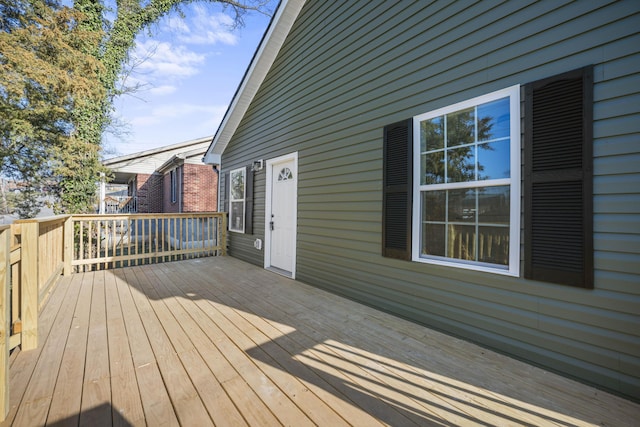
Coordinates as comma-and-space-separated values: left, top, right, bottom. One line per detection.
224, 167, 254, 234
524, 66, 594, 288
382, 119, 413, 260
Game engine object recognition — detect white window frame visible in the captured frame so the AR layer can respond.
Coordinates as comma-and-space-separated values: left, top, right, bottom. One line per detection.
229, 167, 246, 233
411, 85, 521, 276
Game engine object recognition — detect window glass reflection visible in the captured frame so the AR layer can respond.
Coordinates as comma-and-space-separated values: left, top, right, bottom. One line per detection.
422, 224, 445, 257
448, 189, 476, 223
478, 226, 509, 265
230, 201, 244, 231
423, 191, 446, 222
447, 146, 475, 182
231, 171, 245, 200
447, 224, 476, 261
421, 116, 444, 151
446, 107, 474, 147
478, 186, 510, 225
416, 88, 516, 270
478, 140, 510, 180
477, 97, 510, 141
422, 151, 444, 184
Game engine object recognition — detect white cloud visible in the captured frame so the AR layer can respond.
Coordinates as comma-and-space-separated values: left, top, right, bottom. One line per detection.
167, 18, 190, 34
149, 85, 177, 95
123, 6, 243, 101
174, 6, 238, 45
133, 41, 205, 80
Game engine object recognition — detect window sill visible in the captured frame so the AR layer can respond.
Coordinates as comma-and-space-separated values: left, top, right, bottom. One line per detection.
412, 255, 519, 277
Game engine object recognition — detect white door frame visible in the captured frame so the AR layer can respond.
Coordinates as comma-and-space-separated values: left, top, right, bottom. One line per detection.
264, 152, 298, 278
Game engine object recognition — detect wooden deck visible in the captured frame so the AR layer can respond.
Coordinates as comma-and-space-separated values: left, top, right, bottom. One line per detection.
2, 257, 638, 426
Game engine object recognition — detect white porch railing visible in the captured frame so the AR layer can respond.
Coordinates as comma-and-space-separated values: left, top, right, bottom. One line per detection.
103, 196, 137, 214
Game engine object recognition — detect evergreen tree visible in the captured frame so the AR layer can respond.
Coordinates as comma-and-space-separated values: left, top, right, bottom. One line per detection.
0, 0, 105, 217
1, 0, 270, 215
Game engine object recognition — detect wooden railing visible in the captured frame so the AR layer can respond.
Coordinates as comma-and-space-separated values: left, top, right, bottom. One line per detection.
1, 216, 71, 420
104, 195, 137, 214
0, 212, 226, 421
72, 213, 227, 272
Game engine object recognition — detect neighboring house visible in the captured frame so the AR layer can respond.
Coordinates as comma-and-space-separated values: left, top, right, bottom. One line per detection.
204, 1, 640, 400
103, 136, 218, 213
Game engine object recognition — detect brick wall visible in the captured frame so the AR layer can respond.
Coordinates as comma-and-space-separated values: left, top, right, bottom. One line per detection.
182, 163, 218, 212
135, 173, 163, 213
148, 173, 163, 212
161, 164, 218, 213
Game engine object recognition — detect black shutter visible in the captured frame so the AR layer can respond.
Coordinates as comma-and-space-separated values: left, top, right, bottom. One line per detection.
524, 66, 594, 288
244, 166, 254, 235
382, 119, 413, 260
223, 171, 230, 214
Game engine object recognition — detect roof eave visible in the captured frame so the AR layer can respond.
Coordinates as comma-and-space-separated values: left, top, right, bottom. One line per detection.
104, 135, 213, 166
157, 154, 186, 174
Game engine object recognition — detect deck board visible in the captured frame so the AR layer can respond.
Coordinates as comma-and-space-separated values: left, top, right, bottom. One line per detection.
105, 269, 145, 426
149, 264, 347, 427
2, 256, 639, 426
81, 270, 112, 427
11, 271, 82, 426
46, 273, 91, 426
116, 267, 176, 427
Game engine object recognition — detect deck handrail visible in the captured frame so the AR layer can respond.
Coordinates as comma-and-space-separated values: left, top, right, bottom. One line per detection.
71, 212, 227, 271
0, 212, 227, 421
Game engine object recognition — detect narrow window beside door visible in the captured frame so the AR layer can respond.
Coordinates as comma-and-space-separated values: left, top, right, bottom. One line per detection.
229, 167, 246, 233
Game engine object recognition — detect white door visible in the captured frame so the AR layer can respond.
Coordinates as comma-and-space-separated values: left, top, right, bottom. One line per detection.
266, 154, 297, 277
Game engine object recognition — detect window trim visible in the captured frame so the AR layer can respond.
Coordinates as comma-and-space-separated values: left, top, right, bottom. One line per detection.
229, 167, 246, 233
411, 85, 521, 276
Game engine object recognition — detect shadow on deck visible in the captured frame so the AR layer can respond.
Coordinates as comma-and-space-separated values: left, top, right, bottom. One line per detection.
3, 257, 638, 426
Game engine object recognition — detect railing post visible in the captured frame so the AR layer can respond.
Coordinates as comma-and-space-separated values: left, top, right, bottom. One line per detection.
63, 216, 73, 276
20, 222, 38, 350
221, 213, 227, 256
0, 226, 10, 421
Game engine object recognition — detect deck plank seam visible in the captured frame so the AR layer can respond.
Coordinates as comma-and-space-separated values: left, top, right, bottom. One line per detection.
125, 266, 212, 426
139, 264, 275, 426
173, 260, 435, 426
161, 261, 382, 426
10, 272, 83, 426
143, 263, 292, 426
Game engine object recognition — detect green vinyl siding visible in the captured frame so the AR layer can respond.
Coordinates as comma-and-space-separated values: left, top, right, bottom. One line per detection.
220, 0, 640, 400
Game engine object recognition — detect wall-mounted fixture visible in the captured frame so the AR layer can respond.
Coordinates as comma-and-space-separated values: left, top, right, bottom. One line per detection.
254, 238, 262, 250
251, 160, 264, 172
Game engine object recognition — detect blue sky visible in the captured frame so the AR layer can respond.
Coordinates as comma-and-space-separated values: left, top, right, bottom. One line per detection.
104, 2, 276, 158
